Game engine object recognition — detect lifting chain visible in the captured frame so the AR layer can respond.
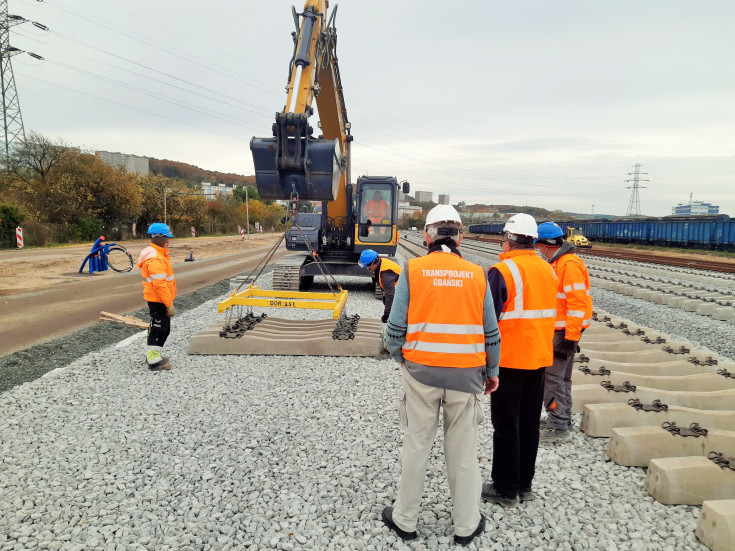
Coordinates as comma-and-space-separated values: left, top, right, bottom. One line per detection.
622, 328, 645, 336
663, 345, 690, 355
689, 356, 718, 366
579, 365, 611, 376
641, 336, 666, 344
606, 321, 627, 330
220, 312, 267, 339
708, 452, 735, 471
662, 421, 708, 437
628, 398, 668, 412
591, 312, 599, 321
332, 314, 360, 340
601, 380, 636, 393
717, 368, 735, 379
574, 354, 589, 364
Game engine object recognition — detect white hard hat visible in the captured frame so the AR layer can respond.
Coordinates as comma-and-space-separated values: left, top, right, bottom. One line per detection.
425, 204, 462, 227
503, 213, 538, 239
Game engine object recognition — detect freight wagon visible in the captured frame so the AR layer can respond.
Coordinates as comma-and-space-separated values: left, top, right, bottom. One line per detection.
470, 215, 735, 251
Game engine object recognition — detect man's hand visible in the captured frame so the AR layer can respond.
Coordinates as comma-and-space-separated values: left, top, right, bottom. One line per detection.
381, 313, 389, 323
484, 376, 499, 395
167, 304, 176, 317
553, 338, 578, 360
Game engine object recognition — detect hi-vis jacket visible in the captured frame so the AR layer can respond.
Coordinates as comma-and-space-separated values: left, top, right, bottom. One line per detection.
489, 249, 557, 369
138, 243, 177, 307
403, 252, 488, 369
378, 258, 402, 289
548, 242, 593, 341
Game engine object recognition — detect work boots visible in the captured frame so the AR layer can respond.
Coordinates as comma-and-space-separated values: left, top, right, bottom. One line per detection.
539, 425, 570, 442
146, 350, 171, 371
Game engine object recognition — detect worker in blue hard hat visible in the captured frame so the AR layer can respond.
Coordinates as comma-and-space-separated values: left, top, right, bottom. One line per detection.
137, 222, 176, 371
359, 249, 402, 323
535, 221, 593, 442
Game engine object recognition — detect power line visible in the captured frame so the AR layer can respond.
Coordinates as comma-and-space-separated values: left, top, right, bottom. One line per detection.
625, 163, 649, 216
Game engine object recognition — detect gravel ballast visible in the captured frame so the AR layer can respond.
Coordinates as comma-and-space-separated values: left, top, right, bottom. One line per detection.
0, 264, 713, 550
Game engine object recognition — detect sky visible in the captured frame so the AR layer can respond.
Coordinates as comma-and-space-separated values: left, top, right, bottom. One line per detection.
8, 0, 735, 217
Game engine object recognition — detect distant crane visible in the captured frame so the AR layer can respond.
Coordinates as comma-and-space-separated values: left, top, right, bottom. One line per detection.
625, 163, 649, 216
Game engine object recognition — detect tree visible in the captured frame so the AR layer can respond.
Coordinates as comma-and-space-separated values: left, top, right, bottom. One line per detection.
233, 184, 259, 203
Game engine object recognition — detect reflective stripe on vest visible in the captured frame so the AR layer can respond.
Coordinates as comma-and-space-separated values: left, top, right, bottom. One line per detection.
493, 250, 557, 369
403, 252, 487, 368
552, 253, 593, 338
498, 258, 557, 321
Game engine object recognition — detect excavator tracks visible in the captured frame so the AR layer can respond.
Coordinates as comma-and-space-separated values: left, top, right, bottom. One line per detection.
271, 254, 306, 291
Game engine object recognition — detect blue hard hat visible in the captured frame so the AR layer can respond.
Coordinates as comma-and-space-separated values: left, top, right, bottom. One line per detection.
537, 222, 564, 240
147, 222, 173, 238
359, 249, 379, 268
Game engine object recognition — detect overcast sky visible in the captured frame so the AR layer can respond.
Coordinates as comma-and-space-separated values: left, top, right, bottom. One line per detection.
10, 0, 734, 216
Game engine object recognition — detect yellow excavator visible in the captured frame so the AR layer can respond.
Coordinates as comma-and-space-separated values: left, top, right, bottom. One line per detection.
194, 0, 402, 356
250, 0, 408, 292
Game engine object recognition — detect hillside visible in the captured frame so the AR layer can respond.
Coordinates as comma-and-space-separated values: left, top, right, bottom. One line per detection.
149, 158, 255, 187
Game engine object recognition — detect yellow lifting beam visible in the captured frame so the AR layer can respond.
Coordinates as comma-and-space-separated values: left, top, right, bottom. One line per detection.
217, 285, 349, 319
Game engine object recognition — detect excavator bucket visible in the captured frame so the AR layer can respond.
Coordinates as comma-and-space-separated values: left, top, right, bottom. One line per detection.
250, 113, 343, 201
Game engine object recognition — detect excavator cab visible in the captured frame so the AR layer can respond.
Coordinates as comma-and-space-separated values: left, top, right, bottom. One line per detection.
354, 176, 407, 253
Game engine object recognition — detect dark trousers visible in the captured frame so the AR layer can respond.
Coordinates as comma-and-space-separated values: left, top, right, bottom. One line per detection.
147, 302, 170, 347
490, 366, 546, 498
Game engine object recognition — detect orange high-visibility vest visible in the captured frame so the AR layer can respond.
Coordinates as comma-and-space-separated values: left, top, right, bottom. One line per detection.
551, 253, 593, 341
138, 244, 177, 306
365, 199, 389, 222
493, 249, 557, 369
403, 252, 487, 368
378, 258, 402, 289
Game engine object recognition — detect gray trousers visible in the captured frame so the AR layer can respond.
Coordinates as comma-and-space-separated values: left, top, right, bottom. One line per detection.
392, 367, 484, 537
543, 330, 575, 429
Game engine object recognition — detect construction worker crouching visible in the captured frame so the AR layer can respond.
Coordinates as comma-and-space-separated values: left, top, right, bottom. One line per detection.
358, 249, 402, 323
482, 213, 557, 507
382, 204, 501, 546
535, 222, 593, 442
138, 223, 177, 371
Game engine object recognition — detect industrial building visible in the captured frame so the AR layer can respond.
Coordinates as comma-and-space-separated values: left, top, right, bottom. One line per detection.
437, 194, 450, 205
95, 151, 150, 175
201, 182, 235, 196
413, 190, 433, 203
671, 200, 719, 215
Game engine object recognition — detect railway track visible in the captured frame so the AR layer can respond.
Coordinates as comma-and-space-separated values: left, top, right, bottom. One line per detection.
468, 234, 735, 274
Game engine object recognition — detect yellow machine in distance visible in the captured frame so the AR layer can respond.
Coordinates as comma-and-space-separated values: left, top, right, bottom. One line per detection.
567, 227, 592, 248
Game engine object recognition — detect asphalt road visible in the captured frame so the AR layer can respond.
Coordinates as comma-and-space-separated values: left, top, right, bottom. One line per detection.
0, 246, 287, 356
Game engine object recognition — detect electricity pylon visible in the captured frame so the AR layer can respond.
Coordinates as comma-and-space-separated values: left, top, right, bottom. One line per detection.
625, 163, 649, 216
1, 1, 46, 159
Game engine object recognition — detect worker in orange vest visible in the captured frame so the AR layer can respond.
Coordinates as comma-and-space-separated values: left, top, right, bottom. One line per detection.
482, 213, 557, 507
358, 249, 402, 322
137, 223, 177, 371
382, 204, 500, 546
535, 222, 593, 442
364, 190, 390, 236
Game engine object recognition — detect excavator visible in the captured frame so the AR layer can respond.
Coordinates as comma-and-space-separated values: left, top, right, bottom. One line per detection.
249, 0, 408, 292
189, 0, 404, 357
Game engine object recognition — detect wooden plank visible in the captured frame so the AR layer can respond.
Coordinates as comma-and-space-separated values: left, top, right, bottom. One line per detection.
99, 311, 149, 330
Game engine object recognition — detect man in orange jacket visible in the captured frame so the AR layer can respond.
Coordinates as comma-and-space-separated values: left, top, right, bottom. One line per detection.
483, 213, 557, 507
535, 222, 593, 441
137, 223, 177, 371
358, 249, 402, 323
382, 205, 500, 546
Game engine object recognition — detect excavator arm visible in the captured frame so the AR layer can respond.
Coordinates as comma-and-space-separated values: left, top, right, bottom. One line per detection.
250, 0, 350, 214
